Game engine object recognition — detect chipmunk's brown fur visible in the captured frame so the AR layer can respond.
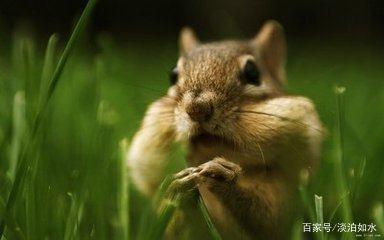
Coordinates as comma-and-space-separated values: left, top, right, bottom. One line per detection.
127, 20, 324, 239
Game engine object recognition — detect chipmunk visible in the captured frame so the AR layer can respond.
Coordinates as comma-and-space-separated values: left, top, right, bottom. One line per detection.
127, 20, 324, 239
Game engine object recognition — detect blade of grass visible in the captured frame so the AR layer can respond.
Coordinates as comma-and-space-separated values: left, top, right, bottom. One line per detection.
21, 39, 38, 125
45, 0, 98, 105
26, 37, 58, 239
117, 139, 130, 240
334, 86, 355, 240
197, 196, 222, 240
153, 175, 175, 206
148, 196, 178, 240
0, 175, 24, 240
25, 33, 58, 240
38, 34, 59, 110
136, 175, 176, 240
291, 219, 304, 240
373, 202, 384, 235
25, 155, 39, 240
350, 157, 366, 204
298, 169, 320, 240
315, 195, 324, 240
93, 100, 118, 240
0, 0, 99, 236
8, 91, 26, 181
64, 193, 85, 240
328, 191, 350, 225
143, 173, 223, 240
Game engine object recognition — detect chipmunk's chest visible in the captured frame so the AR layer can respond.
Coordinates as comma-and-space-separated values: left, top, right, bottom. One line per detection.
185, 135, 256, 239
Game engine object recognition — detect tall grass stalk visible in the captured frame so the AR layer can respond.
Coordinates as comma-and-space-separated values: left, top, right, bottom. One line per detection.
146, 175, 222, 239
373, 203, 384, 235
291, 219, 304, 240
22, 39, 38, 125
298, 169, 320, 240
25, 154, 39, 239
8, 92, 26, 181
334, 86, 355, 240
315, 195, 324, 240
137, 175, 175, 240
118, 139, 130, 240
328, 191, 349, 225
0, 0, 98, 236
45, 0, 98, 105
64, 193, 84, 240
198, 196, 222, 240
148, 197, 178, 240
38, 34, 58, 110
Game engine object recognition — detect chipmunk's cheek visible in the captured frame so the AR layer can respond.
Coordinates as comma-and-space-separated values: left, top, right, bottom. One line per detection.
167, 86, 178, 98
174, 108, 198, 140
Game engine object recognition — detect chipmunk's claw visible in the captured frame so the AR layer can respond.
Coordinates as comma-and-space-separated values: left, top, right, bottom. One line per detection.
168, 158, 242, 197
169, 167, 201, 193
199, 157, 242, 182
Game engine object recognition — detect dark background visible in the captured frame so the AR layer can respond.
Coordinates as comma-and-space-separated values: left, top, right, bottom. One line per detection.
0, 0, 383, 42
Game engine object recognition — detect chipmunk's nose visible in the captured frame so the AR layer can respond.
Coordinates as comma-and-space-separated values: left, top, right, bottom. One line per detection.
186, 101, 213, 123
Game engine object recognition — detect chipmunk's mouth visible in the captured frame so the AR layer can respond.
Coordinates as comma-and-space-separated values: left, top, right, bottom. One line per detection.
174, 107, 227, 141
175, 118, 224, 141
189, 131, 238, 151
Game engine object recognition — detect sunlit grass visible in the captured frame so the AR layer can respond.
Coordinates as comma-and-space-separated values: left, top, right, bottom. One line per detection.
0, 0, 99, 237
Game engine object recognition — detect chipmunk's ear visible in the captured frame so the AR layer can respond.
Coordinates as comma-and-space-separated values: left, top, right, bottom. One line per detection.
179, 27, 199, 55
252, 20, 286, 84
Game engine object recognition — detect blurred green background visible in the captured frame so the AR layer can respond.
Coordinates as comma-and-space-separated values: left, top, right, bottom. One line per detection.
0, 0, 383, 239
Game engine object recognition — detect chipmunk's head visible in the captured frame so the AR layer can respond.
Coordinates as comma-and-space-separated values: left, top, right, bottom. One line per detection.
168, 21, 287, 140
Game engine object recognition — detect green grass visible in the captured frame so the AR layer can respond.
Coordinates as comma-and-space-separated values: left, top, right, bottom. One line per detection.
0, 3, 383, 239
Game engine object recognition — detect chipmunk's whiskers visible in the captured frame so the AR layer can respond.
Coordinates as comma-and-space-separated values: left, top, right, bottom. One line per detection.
235, 113, 309, 164
230, 120, 269, 170
235, 110, 324, 133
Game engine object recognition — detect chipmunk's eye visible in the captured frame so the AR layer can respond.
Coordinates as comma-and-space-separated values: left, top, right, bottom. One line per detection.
170, 68, 178, 85
242, 60, 260, 86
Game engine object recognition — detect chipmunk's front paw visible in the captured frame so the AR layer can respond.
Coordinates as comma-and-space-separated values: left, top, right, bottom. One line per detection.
199, 157, 242, 183
196, 157, 242, 194
166, 167, 203, 201
167, 158, 242, 198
